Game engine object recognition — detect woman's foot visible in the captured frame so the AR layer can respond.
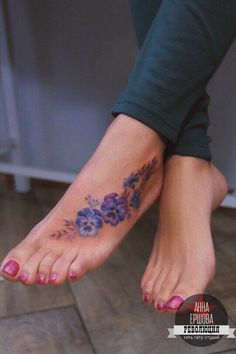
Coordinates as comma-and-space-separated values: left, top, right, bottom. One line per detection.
141, 155, 228, 312
0, 114, 165, 285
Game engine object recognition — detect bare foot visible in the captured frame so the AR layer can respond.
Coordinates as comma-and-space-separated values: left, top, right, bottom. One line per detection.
141, 155, 228, 312
0, 114, 165, 285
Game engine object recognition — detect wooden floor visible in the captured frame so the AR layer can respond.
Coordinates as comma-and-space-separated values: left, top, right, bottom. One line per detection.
0, 175, 236, 354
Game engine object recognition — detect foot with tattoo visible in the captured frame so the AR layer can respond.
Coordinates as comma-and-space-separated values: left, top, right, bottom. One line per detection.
141, 155, 228, 312
0, 114, 165, 285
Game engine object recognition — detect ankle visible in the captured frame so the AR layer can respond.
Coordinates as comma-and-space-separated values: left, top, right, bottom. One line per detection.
106, 114, 166, 152
166, 155, 210, 170
165, 155, 228, 209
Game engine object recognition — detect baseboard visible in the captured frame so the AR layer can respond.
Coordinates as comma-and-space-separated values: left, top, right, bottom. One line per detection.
222, 191, 236, 208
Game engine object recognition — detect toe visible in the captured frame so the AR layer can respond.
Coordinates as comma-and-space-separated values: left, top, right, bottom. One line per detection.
140, 235, 160, 289
166, 281, 204, 310
165, 280, 203, 313
165, 294, 185, 313
18, 248, 51, 285
37, 250, 63, 280
153, 272, 179, 312
141, 275, 155, 303
140, 261, 155, 290
0, 242, 37, 280
49, 250, 78, 285
67, 256, 89, 282
141, 267, 163, 304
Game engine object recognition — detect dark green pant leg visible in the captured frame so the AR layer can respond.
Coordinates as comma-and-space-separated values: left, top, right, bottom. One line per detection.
128, 0, 163, 48
112, 0, 236, 157
129, 0, 211, 159
165, 92, 212, 160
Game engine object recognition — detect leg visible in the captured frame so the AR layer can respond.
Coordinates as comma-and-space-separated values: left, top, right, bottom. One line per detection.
128, 0, 163, 49
0, 115, 165, 285
128, 0, 225, 160
141, 87, 219, 312
126, 0, 234, 311
0, 0, 167, 286
141, 155, 228, 312
112, 0, 236, 146
129, 0, 213, 160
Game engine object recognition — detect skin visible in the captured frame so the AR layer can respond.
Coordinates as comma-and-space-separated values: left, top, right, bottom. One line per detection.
51, 156, 159, 239
0, 114, 165, 285
141, 155, 228, 313
0, 114, 227, 312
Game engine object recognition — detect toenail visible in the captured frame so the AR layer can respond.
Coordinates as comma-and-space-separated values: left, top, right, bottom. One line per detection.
49, 273, 57, 283
144, 294, 152, 303
37, 273, 46, 285
165, 295, 184, 309
18, 272, 28, 284
68, 271, 77, 280
156, 301, 166, 310
1, 260, 20, 276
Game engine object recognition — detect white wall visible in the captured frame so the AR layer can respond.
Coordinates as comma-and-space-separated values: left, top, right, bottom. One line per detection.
208, 42, 236, 188
1, 0, 236, 187
3, 0, 137, 173
0, 81, 8, 141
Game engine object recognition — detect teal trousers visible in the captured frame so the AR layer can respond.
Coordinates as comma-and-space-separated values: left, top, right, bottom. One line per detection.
111, 0, 236, 160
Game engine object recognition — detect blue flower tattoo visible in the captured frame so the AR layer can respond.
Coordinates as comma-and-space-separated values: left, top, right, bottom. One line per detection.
50, 156, 158, 239
75, 208, 103, 236
101, 193, 128, 225
123, 172, 139, 189
130, 189, 141, 209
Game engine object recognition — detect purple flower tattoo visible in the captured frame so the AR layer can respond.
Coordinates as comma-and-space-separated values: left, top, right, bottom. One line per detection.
50, 156, 158, 239
75, 208, 103, 236
101, 193, 128, 225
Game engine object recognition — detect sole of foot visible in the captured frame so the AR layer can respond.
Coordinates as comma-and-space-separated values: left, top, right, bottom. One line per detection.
0, 114, 165, 286
141, 155, 228, 313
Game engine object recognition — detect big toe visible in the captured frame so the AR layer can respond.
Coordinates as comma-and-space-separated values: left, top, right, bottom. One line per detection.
165, 281, 203, 313
0, 241, 37, 280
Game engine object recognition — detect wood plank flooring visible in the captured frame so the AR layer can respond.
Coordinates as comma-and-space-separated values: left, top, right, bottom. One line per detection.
0, 175, 236, 354
0, 307, 94, 354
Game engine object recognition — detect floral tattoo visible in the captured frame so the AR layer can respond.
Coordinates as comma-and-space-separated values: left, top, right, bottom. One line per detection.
50, 156, 158, 239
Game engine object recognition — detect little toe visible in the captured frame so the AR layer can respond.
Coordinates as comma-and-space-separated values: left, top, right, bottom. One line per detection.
67, 256, 89, 282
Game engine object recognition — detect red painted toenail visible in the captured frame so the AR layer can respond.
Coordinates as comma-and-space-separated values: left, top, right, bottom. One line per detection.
144, 294, 152, 303
68, 271, 77, 280
156, 301, 166, 310
18, 272, 28, 284
165, 295, 184, 309
49, 273, 57, 283
37, 273, 46, 285
2, 260, 20, 276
